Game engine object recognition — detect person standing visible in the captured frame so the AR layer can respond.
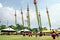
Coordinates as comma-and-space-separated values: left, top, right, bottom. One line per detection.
51, 30, 56, 40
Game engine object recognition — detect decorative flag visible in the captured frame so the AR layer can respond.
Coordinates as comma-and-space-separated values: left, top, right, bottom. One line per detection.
21, 9, 24, 26
46, 7, 51, 30
27, 4, 30, 29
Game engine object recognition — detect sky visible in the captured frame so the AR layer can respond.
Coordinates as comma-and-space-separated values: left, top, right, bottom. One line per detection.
0, 0, 60, 29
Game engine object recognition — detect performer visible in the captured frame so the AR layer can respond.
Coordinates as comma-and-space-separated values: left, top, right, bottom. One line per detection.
22, 32, 25, 36
51, 30, 56, 40
28, 32, 32, 37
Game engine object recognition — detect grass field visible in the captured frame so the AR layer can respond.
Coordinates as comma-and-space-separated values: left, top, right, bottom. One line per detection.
0, 35, 60, 40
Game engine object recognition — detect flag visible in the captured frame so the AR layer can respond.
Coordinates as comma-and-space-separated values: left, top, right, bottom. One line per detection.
46, 7, 51, 30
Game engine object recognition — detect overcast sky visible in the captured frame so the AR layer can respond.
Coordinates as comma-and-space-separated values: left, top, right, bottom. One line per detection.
0, 0, 60, 29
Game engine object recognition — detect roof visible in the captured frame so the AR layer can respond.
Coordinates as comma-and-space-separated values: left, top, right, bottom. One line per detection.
19, 29, 30, 32
17, 29, 30, 33
42, 30, 52, 32
23, 29, 30, 31
2, 28, 15, 31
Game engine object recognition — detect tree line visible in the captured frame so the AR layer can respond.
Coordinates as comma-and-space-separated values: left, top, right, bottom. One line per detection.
0, 24, 51, 33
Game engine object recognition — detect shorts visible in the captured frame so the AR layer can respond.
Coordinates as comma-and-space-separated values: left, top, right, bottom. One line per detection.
53, 36, 55, 39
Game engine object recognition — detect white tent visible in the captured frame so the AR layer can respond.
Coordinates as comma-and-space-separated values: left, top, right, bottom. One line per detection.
17, 29, 30, 33
2, 27, 15, 31
20, 30, 24, 31
23, 29, 30, 31
1, 28, 16, 35
20, 29, 30, 31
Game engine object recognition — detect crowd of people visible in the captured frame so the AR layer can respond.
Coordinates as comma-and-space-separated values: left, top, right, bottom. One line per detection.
22, 29, 59, 40
22, 31, 43, 37
22, 32, 32, 37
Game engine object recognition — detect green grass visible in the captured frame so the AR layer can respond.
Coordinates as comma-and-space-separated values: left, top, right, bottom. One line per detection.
0, 35, 60, 40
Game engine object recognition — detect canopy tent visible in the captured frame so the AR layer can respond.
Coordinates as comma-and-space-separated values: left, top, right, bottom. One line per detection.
42, 30, 52, 33
19, 29, 30, 32
23, 29, 30, 31
17, 29, 30, 33
1, 28, 16, 35
1, 28, 16, 32
17, 29, 30, 35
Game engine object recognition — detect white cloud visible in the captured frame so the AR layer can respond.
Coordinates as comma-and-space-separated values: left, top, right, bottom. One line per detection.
0, 7, 15, 26
48, 3, 60, 29
0, 3, 3, 8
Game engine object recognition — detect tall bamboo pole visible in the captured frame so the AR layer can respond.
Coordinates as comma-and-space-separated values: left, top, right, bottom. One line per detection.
46, 7, 51, 30
21, 9, 24, 26
27, 5, 30, 29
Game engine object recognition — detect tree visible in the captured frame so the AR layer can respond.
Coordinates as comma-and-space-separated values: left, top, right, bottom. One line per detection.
16, 24, 24, 30
43, 27, 47, 30
58, 27, 60, 29
9, 25, 16, 30
32, 28, 38, 34
0, 25, 6, 30
24, 27, 28, 29
9, 25, 14, 28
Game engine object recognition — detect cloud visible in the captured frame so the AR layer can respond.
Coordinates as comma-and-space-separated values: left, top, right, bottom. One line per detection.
0, 3, 3, 8
0, 7, 15, 25
48, 3, 60, 29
